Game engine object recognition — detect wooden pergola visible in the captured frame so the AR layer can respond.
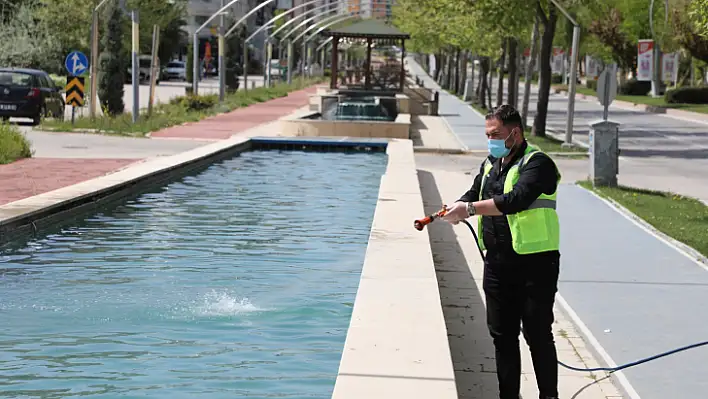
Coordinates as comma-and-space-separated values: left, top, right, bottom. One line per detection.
321, 19, 410, 92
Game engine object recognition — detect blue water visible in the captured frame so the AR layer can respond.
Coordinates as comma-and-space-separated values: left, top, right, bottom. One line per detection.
0, 150, 387, 399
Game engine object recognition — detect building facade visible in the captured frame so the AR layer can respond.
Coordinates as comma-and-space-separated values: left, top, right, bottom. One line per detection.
183, 0, 275, 63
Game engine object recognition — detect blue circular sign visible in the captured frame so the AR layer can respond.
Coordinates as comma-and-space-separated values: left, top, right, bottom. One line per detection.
65, 51, 89, 76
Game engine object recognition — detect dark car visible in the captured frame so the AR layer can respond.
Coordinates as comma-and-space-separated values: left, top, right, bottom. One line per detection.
0, 68, 65, 125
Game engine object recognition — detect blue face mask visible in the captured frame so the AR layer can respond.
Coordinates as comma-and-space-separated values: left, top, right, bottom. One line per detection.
487, 129, 516, 158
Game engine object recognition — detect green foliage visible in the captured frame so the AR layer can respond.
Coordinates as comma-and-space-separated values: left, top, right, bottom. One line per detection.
586, 79, 598, 90
225, 28, 244, 92
34, 0, 93, 58
665, 86, 708, 104
0, 122, 32, 164
98, 2, 126, 116
551, 73, 563, 84
186, 43, 194, 83
169, 94, 218, 111
126, 0, 187, 63
0, 4, 63, 73
690, 0, 708, 37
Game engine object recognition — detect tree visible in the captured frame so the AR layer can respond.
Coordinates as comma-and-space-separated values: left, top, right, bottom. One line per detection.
532, 1, 559, 138
98, 2, 126, 116
126, 0, 187, 64
225, 26, 245, 92
34, 0, 93, 58
186, 42, 194, 84
522, 16, 540, 127
690, 0, 708, 37
0, 4, 63, 73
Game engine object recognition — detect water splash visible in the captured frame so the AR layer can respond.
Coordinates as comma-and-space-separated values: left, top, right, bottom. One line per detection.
192, 290, 264, 317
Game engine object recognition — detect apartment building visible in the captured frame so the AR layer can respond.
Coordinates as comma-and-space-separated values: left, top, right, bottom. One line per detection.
347, 0, 393, 18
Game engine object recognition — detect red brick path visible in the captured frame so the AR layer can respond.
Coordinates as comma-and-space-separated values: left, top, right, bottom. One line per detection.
0, 86, 317, 206
0, 158, 140, 206
151, 87, 317, 140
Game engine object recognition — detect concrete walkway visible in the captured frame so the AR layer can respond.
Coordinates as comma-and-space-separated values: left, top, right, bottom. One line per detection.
406, 59, 487, 151
408, 58, 708, 398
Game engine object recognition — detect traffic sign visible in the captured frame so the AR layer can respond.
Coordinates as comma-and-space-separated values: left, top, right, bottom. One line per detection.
597, 64, 618, 120
65, 76, 85, 107
597, 64, 618, 107
65, 51, 89, 76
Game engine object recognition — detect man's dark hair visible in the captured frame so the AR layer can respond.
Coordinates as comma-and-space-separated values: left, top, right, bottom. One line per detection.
485, 104, 524, 131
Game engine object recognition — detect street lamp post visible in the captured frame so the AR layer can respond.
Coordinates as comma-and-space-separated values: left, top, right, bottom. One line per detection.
550, 0, 580, 146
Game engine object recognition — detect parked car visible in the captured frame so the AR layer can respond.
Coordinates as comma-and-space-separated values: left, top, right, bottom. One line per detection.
0, 68, 65, 125
163, 60, 186, 81
127, 55, 161, 85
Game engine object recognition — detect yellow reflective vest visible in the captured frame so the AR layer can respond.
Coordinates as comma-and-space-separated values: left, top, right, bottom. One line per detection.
477, 145, 561, 255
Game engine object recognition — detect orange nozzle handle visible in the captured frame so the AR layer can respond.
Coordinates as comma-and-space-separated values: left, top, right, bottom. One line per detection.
414, 207, 447, 231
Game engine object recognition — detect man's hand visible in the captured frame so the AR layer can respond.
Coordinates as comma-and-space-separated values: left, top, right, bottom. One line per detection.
441, 201, 469, 225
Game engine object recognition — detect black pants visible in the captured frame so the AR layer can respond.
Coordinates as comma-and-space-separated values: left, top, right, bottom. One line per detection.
482, 252, 560, 399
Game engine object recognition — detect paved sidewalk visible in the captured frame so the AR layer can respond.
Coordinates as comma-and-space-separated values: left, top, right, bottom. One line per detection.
417, 153, 623, 399
1, 87, 317, 205
150, 87, 317, 140
406, 58, 487, 151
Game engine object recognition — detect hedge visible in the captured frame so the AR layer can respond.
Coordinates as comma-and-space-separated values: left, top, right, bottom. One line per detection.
619, 79, 651, 96
665, 86, 708, 104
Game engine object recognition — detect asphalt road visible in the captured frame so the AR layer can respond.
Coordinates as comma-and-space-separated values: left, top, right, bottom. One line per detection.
410, 58, 708, 202
520, 81, 708, 202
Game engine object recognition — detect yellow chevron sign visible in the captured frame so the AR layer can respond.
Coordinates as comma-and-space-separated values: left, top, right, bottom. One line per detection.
65, 76, 85, 107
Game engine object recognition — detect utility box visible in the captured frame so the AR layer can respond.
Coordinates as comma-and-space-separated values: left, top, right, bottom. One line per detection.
589, 120, 620, 187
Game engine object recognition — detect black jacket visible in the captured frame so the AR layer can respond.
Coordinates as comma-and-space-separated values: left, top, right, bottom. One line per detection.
458, 141, 560, 264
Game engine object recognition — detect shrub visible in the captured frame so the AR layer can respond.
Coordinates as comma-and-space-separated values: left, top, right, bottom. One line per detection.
0, 122, 32, 164
619, 79, 651, 96
665, 86, 708, 104
586, 79, 597, 90
169, 94, 218, 111
551, 73, 563, 84
98, 1, 125, 116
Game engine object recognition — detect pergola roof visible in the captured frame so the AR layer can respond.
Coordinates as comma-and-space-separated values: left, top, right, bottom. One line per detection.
322, 18, 410, 40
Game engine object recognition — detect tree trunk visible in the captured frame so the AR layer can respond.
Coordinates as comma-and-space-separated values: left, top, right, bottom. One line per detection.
496, 38, 507, 107
476, 57, 485, 102
433, 53, 442, 81
454, 48, 461, 94
522, 15, 540, 128
469, 55, 476, 101
478, 57, 490, 109
532, 2, 558, 138
487, 57, 494, 109
507, 38, 518, 107
446, 50, 454, 89
458, 51, 468, 96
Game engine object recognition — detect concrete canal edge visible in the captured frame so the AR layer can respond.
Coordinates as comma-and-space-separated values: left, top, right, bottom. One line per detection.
331, 140, 457, 399
0, 136, 458, 398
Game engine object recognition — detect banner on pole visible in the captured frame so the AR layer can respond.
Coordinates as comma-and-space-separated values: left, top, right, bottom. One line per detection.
586, 56, 599, 80
637, 39, 654, 81
661, 52, 679, 82
551, 48, 564, 74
